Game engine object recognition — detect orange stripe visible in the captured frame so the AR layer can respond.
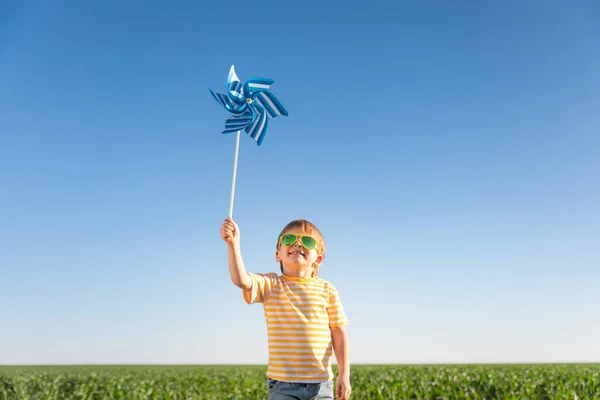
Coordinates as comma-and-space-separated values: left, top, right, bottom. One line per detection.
269, 342, 331, 348
269, 291, 327, 298
267, 316, 329, 322
267, 327, 330, 333
268, 367, 329, 373
267, 331, 331, 338
266, 312, 330, 319
271, 292, 328, 299
265, 304, 326, 311
269, 361, 323, 366
270, 291, 327, 299
267, 373, 332, 382
269, 355, 332, 359
265, 306, 328, 313
269, 339, 331, 349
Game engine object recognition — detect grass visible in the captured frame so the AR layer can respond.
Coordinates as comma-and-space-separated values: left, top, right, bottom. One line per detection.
1, 364, 599, 399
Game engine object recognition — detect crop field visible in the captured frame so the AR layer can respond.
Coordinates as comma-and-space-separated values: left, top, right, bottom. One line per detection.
1, 364, 599, 400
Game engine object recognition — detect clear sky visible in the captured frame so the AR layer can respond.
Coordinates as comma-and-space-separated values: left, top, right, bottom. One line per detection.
1, 0, 599, 365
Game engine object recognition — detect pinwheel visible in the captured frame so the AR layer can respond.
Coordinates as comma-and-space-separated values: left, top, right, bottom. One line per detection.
208, 65, 288, 217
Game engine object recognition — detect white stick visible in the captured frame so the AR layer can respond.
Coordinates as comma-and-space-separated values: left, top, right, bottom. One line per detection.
229, 130, 241, 218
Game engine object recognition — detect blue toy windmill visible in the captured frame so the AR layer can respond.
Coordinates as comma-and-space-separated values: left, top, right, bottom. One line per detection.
209, 65, 288, 216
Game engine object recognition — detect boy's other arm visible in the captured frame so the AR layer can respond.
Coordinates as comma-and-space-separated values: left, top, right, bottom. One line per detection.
331, 325, 351, 400
220, 217, 252, 290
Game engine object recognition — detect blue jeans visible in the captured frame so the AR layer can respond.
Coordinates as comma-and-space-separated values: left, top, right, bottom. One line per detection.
267, 377, 334, 400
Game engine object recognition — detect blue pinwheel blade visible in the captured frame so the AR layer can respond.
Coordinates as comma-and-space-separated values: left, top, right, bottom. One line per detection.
254, 91, 289, 118
223, 111, 253, 134
228, 80, 245, 106
208, 89, 228, 108
244, 77, 275, 95
208, 89, 246, 114
245, 105, 269, 146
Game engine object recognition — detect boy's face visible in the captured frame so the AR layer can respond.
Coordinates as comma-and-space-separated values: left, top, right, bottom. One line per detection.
276, 229, 323, 276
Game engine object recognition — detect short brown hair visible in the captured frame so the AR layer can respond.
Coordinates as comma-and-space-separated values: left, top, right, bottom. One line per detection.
277, 219, 326, 276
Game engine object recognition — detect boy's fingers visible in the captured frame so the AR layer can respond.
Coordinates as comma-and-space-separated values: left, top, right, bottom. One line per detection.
220, 218, 238, 241
222, 224, 234, 233
336, 383, 349, 400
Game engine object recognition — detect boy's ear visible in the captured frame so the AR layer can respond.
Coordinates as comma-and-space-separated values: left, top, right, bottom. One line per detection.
275, 250, 281, 262
315, 255, 323, 265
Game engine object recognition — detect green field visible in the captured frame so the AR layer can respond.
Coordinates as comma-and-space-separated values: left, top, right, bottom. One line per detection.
1, 364, 599, 400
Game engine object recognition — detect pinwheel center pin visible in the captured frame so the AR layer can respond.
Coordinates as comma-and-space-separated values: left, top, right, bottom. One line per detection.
246, 98, 253, 104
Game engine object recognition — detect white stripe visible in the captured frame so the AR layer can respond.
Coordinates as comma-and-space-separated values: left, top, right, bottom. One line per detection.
269, 336, 331, 342
248, 83, 270, 89
274, 288, 328, 295
266, 311, 328, 316
281, 289, 327, 295
269, 360, 322, 365
268, 323, 330, 329
260, 93, 282, 117
269, 348, 323, 353
270, 351, 332, 357
246, 112, 262, 140
269, 354, 321, 359
230, 90, 243, 99
267, 317, 326, 323
253, 113, 267, 142
270, 294, 327, 301
266, 305, 322, 310
269, 342, 331, 349
268, 330, 331, 337
268, 325, 330, 331
269, 301, 327, 308
271, 291, 326, 298
284, 282, 328, 289
271, 295, 327, 302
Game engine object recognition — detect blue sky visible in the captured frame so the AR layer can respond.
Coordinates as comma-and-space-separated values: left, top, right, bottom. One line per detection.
1, 0, 599, 365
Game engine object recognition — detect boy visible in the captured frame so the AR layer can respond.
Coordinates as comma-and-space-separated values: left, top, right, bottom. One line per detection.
221, 217, 351, 400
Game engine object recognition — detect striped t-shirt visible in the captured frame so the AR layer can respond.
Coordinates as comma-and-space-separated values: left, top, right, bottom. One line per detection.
243, 272, 348, 383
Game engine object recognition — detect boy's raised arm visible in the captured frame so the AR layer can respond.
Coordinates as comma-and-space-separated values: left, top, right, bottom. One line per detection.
220, 217, 252, 289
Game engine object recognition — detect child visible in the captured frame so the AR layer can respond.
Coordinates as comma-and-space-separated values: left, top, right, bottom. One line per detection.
221, 217, 351, 400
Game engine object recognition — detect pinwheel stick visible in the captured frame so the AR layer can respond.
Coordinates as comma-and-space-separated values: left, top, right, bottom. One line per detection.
228, 130, 241, 218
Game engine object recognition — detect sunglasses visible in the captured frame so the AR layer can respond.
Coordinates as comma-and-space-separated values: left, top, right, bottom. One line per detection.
279, 233, 318, 251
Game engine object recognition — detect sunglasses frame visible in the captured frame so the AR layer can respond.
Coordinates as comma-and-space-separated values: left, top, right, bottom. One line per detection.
279, 233, 319, 252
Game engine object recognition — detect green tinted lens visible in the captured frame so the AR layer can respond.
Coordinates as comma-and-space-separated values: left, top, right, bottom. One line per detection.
281, 234, 298, 247
301, 236, 316, 250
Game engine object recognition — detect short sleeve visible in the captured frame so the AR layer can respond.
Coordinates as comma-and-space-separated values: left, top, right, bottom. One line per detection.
243, 272, 276, 304
326, 284, 348, 327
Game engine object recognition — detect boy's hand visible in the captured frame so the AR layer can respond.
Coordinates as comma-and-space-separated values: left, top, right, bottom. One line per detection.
336, 374, 351, 400
220, 217, 240, 247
